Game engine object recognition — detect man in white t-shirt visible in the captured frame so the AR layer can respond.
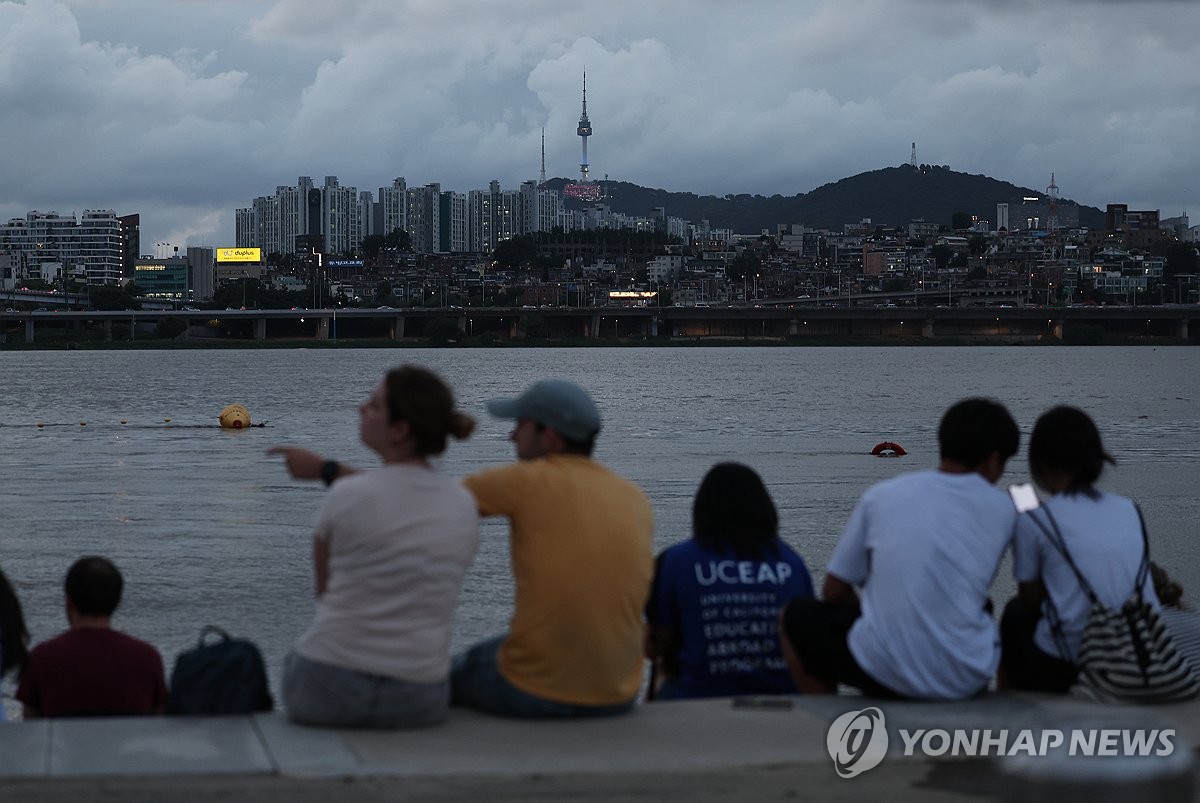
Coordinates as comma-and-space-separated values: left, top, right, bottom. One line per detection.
780, 398, 1019, 700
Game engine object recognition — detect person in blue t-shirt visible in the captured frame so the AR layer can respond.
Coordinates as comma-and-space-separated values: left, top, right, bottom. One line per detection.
644, 462, 814, 700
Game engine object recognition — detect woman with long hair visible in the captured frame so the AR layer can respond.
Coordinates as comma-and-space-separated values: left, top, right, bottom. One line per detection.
644, 462, 814, 699
280, 365, 480, 727
1, 567, 30, 721
1001, 405, 1157, 692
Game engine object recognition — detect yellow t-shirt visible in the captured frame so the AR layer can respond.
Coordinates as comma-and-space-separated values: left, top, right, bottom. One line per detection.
464, 455, 654, 706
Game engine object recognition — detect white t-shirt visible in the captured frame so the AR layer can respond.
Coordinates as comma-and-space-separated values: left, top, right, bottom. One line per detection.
294, 464, 480, 683
828, 469, 1016, 699
1013, 490, 1157, 662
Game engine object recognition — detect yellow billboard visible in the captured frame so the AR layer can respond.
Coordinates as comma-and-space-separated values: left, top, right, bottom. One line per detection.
216, 247, 263, 263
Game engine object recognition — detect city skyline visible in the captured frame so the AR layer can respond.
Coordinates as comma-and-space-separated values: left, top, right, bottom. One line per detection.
1, 0, 1197, 251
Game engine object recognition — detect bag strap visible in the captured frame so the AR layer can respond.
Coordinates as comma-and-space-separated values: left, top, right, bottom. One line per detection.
1027, 505, 1092, 663
1031, 505, 1099, 604
1131, 502, 1151, 601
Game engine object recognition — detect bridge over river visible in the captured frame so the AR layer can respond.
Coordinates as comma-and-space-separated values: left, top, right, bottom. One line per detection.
2, 305, 1198, 344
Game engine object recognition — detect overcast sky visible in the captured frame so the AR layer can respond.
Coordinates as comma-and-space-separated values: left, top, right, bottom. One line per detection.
1, 0, 1197, 251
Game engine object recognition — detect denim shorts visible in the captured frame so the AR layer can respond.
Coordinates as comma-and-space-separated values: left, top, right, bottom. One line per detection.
282, 651, 449, 729
450, 635, 635, 719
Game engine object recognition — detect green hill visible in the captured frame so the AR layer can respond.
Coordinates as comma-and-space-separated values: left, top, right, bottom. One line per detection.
549, 165, 1103, 232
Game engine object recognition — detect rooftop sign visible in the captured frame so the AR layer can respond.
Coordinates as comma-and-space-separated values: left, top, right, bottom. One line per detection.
217, 247, 262, 263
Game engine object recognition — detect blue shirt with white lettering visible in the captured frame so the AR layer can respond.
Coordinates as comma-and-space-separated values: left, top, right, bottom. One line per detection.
647, 539, 814, 698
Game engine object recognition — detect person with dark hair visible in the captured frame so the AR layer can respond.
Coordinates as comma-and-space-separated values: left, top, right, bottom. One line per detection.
16, 556, 166, 718
1, 567, 30, 721
270, 365, 479, 728
1000, 406, 1156, 692
779, 397, 1020, 700
451, 379, 653, 718
644, 463, 814, 699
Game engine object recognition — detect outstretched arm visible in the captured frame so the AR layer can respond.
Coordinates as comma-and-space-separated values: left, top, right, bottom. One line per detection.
267, 446, 357, 483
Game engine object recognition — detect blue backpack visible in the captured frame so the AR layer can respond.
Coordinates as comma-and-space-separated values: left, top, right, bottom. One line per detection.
167, 626, 274, 715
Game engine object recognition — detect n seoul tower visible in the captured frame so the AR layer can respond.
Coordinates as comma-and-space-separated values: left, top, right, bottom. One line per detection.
577, 71, 592, 183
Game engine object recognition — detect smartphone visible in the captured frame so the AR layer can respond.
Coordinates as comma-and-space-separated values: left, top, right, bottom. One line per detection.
1008, 483, 1040, 513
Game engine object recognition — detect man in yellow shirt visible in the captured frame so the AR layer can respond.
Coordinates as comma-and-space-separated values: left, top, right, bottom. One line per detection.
453, 379, 654, 717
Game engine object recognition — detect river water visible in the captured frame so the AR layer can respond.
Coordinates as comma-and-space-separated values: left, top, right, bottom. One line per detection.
2, 345, 1198, 697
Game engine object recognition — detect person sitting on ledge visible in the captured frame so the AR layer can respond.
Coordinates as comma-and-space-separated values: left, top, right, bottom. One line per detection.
270, 366, 479, 729
1, 566, 30, 722
645, 462, 814, 700
17, 556, 166, 718
1000, 407, 1159, 693
272, 378, 655, 719
451, 379, 654, 718
779, 398, 1019, 700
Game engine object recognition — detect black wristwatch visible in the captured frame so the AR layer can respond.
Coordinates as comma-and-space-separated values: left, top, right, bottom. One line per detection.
319, 460, 340, 487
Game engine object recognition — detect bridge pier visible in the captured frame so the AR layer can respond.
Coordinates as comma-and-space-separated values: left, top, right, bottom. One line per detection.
316, 318, 330, 340
590, 313, 600, 339
789, 319, 799, 336
923, 318, 934, 338
254, 318, 266, 341
391, 315, 405, 340
1053, 320, 1064, 340
104, 320, 112, 342
1179, 319, 1189, 340
25, 319, 34, 343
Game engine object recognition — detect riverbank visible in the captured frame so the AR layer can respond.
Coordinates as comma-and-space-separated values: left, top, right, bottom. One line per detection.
2, 693, 1197, 802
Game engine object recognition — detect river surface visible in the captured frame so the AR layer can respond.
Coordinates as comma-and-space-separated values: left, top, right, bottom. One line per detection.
2, 346, 1198, 699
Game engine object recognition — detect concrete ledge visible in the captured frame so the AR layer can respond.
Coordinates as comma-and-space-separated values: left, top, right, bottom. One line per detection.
2, 694, 1198, 801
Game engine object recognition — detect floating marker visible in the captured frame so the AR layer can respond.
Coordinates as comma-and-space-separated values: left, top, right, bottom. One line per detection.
36, 422, 44, 428
219, 404, 251, 430
164, 418, 172, 423
80, 422, 87, 427
120, 419, 127, 425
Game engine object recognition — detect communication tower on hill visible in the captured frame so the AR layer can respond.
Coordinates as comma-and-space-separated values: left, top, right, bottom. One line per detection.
1046, 172, 1060, 233
564, 71, 602, 201
577, 70, 592, 183
910, 142, 917, 167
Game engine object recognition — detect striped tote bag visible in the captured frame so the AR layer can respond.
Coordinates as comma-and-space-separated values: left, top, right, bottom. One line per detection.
1037, 505, 1199, 704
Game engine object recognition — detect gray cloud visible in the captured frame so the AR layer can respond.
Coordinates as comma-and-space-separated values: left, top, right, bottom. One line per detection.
1, 0, 1196, 249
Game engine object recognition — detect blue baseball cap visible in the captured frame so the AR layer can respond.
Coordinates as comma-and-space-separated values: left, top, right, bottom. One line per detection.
486, 379, 601, 441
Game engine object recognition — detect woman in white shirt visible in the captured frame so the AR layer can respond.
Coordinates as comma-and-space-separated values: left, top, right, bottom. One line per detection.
278, 366, 480, 728
1001, 406, 1156, 692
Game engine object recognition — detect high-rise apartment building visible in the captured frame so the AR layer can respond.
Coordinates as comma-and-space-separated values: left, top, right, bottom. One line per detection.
405, 183, 442, 254
118, 213, 140, 277
236, 176, 367, 255
376, 178, 407, 239
0, 209, 123, 285
520, 180, 562, 235
186, 246, 216, 301
439, 191, 468, 253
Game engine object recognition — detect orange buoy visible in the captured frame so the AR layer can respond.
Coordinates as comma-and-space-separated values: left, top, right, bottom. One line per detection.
870, 441, 907, 457
219, 404, 251, 429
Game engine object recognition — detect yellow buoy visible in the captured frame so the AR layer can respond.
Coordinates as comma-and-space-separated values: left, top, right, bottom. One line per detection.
219, 404, 251, 430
